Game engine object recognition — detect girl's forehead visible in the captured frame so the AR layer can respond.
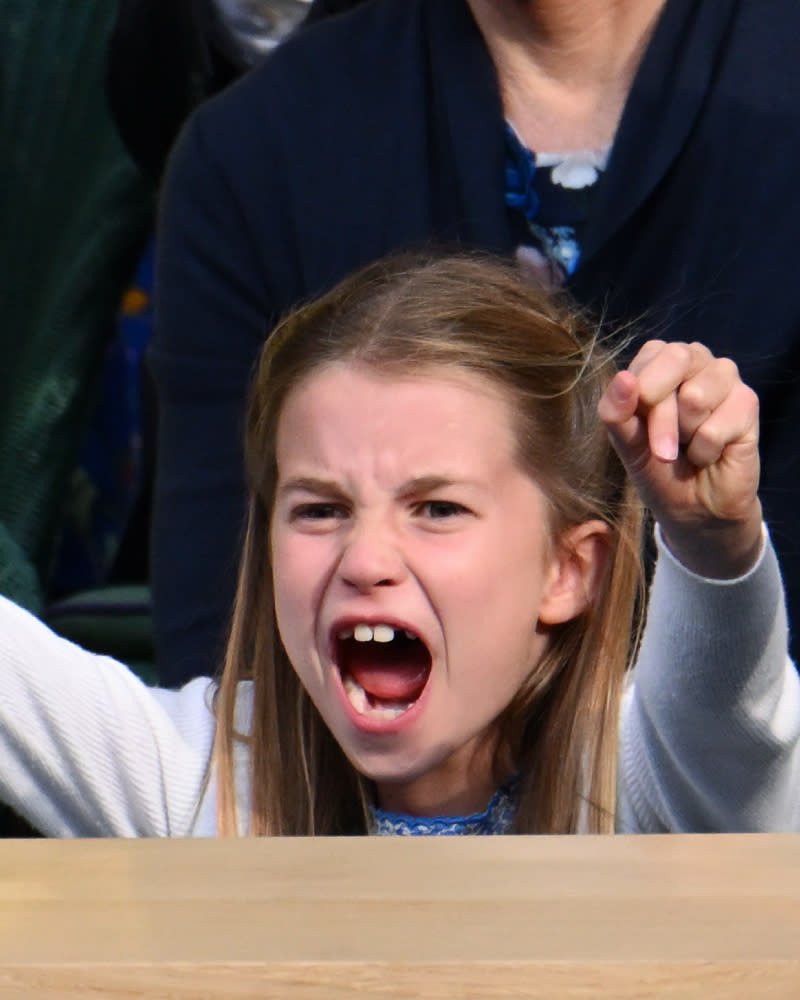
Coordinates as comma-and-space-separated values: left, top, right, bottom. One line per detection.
282, 361, 510, 413
275, 362, 521, 468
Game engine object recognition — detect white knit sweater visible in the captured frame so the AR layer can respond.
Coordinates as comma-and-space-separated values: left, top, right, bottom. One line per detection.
1, 528, 798, 836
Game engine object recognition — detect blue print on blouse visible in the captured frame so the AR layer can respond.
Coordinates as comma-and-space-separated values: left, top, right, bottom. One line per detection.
504, 126, 540, 224
504, 123, 607, 282
368, 776, 520, 836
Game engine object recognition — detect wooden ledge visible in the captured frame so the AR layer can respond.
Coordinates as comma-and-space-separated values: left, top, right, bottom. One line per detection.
2, 834, 798, 998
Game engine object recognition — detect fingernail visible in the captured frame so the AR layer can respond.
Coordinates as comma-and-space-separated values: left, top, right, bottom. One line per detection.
654, 437, 678, 462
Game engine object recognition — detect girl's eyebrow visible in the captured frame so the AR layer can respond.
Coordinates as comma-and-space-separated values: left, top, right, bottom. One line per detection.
276, 476, 345, 499
396, 474, 471, 497
278, 474, 480, 499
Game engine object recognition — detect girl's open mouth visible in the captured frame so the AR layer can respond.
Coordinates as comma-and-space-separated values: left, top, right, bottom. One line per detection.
334, 624, 432, 721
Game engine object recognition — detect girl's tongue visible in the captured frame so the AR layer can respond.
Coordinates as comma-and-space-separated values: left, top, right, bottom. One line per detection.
348, 661, 429, 702
340, 633, 430, 705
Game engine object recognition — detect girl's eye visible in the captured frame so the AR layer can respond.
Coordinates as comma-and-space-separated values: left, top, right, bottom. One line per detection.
417, 500, 469, 520
291, 502, 346, 522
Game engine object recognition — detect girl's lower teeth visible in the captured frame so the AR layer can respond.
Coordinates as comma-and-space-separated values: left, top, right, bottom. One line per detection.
343, 675, 412, 721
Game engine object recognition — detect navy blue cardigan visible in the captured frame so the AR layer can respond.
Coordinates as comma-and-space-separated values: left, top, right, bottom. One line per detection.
153, 0, 800, 683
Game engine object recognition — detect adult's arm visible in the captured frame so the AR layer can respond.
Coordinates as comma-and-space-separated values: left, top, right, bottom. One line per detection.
150, 90, 292, 685
149, 0, 450, 684
0, 596, 217, 837
617, 526, 800, 832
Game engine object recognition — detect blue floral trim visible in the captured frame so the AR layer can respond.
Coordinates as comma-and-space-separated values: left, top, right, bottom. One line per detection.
368, 776, 519, 836
504, 122, 609, 283
504, 125, 540, 224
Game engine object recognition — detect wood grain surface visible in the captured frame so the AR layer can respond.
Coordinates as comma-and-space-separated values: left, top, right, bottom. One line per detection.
1, 834, 798, 997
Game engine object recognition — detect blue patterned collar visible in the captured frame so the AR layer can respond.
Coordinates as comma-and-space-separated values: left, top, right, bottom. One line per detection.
368, 776, 519, 836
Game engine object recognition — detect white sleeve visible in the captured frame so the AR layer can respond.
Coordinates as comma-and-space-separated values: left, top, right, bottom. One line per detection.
617, 526, 800, 833
0, 595, 218, 837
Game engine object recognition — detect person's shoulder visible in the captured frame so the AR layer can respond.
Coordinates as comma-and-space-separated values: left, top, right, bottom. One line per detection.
723, 0, 800, 77
194, 0, 429, 132
717, 0, 800, 110
736, 0, 800, 27
271, 0, 427, 78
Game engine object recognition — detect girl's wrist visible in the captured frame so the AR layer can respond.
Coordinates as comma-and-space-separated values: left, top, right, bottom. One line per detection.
658, 501, 764, 580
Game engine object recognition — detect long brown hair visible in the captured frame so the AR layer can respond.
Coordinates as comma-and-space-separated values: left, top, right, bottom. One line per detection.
212, 253, 644, 835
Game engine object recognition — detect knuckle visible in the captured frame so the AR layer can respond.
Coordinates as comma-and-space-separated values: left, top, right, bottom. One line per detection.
692, 422, 720, 448
688, 340, 713, 359
688, 424, 724, 462
630, 339, 665, 371
668, 341, 693, 363
676, 379, 708, 413
715, 356, 740, 382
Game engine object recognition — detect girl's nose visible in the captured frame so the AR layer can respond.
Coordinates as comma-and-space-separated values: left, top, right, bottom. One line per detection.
337, 520, 406, 592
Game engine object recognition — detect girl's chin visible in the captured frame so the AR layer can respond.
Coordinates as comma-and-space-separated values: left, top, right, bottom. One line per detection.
353, 758, 448, 804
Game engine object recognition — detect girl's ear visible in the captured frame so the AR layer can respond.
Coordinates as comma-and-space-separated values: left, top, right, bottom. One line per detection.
537, 520, 612, 626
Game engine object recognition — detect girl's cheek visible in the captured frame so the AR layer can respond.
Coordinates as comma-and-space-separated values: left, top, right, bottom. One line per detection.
276, 537, 332, 604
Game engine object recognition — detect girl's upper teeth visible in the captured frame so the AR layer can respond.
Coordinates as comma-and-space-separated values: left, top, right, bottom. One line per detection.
372, 624, 395, 643
341, 624, 418, 643
354, 623, 393, 643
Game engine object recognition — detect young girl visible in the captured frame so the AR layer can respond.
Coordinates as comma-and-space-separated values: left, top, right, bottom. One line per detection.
0, 254, 797, 837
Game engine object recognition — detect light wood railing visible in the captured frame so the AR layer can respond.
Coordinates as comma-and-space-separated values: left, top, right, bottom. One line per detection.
2, 834, 798, 998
